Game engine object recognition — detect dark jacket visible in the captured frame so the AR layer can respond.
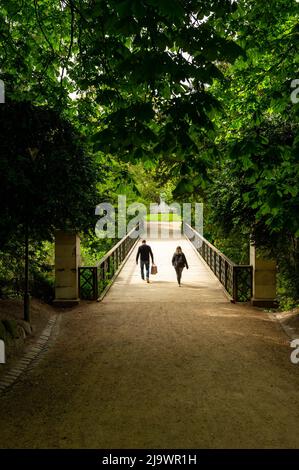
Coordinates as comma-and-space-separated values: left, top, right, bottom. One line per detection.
172, 252, 188, 269
136, 244, 154, 263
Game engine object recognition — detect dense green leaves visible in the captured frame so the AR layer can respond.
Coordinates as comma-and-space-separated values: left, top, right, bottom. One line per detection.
199, 0, 299, 304
206, 0, 299, 243
0, 101, 99, 247
1, 0, 298, 307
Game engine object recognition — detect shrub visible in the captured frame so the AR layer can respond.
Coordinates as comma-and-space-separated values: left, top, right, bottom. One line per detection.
2, 319, 18, 339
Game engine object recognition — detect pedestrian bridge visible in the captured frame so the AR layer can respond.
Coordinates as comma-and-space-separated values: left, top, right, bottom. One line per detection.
76, 221, 257, 305
105, 222, 227, 305
55, 221, 275, 307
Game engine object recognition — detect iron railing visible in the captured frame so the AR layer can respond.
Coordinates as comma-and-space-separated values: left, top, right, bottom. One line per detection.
183, 222, 252, 302
79, 224, 140, 300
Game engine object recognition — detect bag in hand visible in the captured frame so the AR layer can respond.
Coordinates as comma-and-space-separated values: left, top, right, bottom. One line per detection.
151, 264, 158, 275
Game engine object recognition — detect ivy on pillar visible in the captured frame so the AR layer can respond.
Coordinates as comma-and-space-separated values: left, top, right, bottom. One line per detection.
53, 231, 80, 307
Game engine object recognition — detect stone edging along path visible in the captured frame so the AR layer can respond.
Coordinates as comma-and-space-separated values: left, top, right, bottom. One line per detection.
0, 314, 60, 395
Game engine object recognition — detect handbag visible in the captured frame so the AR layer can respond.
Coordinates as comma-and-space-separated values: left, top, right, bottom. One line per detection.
151, 264, 158, 275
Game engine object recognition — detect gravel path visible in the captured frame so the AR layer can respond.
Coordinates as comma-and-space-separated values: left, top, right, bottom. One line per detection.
0, 229, 299, 448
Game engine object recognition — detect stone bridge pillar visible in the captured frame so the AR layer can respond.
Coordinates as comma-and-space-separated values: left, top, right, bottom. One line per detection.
53, 231, 80, 307
250, 245, 277, 308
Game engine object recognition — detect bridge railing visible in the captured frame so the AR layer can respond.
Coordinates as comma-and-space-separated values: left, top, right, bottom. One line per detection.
183, 222, 252, 302
79, 224, 140, 301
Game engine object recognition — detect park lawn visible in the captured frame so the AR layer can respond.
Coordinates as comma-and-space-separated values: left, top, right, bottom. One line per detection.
145, 213, 181, 222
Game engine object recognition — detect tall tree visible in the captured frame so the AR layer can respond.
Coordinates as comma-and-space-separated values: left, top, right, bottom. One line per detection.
0, 101, 99, 248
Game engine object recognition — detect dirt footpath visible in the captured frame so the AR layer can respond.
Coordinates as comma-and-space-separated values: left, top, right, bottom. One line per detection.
1, 237, 299, 448
0, 298, 56, 379
0, 298, 298, 449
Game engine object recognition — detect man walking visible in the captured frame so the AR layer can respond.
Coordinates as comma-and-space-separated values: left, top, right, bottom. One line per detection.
136, 239, 154, 283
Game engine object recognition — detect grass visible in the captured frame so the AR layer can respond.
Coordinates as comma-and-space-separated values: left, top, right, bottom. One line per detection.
145, 213, 181, 222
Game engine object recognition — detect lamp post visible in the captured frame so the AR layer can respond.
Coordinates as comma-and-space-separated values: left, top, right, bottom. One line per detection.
23, 147, 39, 323
24, 221, 30, 323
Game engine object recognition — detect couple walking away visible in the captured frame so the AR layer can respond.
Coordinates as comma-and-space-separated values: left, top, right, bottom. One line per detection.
136, 240, 189, 286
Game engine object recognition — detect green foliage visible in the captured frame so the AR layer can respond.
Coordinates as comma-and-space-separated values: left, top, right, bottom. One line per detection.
0, 250, 25, 299
0, 321, 9, 342
0, 101, 100, 248
30, 269, 54, 303
80, 231, 115, 266
129, 162, 179, 207
201, 0, 299, 306
1, 0, 298, 310
2, 319, 18, 339
207, 0, 299, 243
0, 240, 54, 302
0, 0, 244, 174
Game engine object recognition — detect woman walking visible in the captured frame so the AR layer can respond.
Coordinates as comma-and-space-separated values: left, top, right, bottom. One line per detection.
172, 246, 189, 286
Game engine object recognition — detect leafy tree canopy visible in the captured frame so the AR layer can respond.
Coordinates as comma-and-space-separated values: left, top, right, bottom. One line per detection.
200, 0, 299, 246
0, 101, 99, 248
